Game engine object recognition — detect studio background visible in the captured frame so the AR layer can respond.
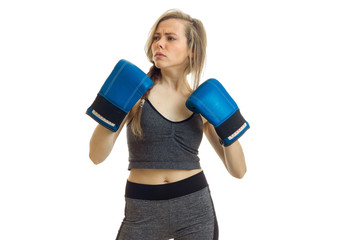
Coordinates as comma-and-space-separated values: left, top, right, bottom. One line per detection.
1, 0, 359, 239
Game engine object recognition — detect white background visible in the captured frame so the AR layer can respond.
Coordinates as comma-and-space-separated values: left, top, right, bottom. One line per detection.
1, 0, 359, 239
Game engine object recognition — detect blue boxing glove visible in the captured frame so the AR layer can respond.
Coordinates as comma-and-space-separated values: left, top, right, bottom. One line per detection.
186, 78, 249, 146
86, 59, 153, 131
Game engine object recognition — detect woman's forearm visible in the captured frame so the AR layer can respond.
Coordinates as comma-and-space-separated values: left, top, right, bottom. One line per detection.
223, 141, 247, 179
89, 124, 119, 164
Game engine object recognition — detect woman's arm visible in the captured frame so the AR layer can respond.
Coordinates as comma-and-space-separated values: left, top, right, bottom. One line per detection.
203, 120, 247, 179
89, 116, 127, 165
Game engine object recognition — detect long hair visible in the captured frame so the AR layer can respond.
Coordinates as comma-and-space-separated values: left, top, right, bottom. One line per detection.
128, 9, 207, 137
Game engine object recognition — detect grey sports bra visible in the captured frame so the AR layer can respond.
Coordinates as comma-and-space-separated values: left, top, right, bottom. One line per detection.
126, 99, 203, 170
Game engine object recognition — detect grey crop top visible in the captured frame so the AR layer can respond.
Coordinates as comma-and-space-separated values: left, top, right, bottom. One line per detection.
126, 99, 203, 170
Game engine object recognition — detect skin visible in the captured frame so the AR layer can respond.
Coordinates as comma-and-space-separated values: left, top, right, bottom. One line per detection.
89, 18, 246, 184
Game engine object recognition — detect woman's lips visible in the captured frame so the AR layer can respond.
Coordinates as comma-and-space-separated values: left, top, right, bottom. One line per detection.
154, 52, 166, 58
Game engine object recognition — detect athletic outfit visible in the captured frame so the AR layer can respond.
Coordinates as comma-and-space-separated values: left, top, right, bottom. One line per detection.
127, 99, 203, 170
116, 99, 218, 240
87, 60, 248, 239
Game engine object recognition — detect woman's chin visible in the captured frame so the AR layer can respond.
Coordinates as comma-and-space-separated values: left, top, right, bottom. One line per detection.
153, 61, 165, 69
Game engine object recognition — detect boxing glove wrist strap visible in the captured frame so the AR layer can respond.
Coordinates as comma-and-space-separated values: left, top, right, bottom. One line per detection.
87, 94, 127, 129
216, 110, 250, 146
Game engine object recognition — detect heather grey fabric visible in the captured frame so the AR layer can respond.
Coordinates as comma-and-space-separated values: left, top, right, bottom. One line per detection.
116, 187, 218, 240
127, 99, 203, 170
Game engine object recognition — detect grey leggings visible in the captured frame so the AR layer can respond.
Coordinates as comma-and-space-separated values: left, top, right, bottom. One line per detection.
116, 171, 218, 240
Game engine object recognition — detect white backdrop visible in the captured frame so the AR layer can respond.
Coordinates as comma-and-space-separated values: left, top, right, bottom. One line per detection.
1, 0, 359, 239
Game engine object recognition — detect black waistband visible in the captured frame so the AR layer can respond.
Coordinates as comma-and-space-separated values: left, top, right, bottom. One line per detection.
125, 171, 208, 200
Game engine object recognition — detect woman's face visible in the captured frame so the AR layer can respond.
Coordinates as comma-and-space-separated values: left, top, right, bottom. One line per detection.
151, 18, 191, 72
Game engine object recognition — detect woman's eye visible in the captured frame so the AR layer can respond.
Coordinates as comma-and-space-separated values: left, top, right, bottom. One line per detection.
153, 36, 176, 41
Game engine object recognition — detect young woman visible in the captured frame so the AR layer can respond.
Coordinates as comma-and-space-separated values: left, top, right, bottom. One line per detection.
89, 9, 247, 240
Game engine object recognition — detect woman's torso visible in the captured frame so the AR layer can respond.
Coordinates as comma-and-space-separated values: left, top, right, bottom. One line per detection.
128, 82, 204, 185
128, 168, 203, 184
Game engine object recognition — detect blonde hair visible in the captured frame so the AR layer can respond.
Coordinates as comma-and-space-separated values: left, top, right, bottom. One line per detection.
128, 9, 207, 137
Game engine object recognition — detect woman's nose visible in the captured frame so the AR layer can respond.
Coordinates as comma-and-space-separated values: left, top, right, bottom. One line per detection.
156, 37, 164, 49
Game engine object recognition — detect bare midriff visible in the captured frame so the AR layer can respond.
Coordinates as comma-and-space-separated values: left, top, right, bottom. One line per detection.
128, 168, 203, 185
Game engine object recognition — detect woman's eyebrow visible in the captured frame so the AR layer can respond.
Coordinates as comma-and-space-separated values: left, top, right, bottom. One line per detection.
154, 32, 178, 36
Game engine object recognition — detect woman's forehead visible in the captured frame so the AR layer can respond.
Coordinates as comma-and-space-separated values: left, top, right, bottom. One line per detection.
155, 18, 187, 34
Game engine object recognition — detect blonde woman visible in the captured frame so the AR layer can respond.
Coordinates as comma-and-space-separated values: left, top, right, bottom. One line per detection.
89, 9, 248, 240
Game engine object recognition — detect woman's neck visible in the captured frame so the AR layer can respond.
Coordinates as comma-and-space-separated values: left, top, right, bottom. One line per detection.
159, 68, 188, 91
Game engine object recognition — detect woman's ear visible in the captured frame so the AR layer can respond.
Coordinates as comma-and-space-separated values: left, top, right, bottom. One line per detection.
189, 49, 195, 59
